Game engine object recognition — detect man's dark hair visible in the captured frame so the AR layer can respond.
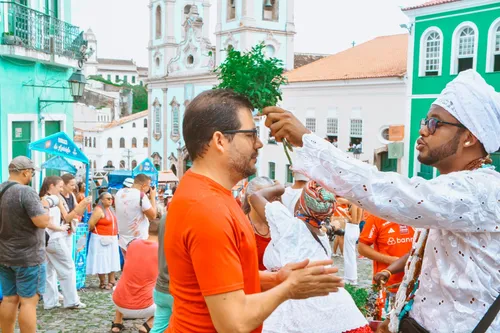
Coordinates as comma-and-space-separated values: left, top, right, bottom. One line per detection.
61, 173, 75, 185
134, 173, 151, 185
183, 89, 253, 161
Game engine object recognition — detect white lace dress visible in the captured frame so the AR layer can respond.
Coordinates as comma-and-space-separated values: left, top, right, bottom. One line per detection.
262, 202, 368, 333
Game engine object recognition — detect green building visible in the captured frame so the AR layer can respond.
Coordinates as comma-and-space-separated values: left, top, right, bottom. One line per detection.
403, 0, 500, 178
0, 0, 86, 182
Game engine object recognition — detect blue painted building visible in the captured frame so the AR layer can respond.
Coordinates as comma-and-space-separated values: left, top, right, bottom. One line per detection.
0, 0, 85, 182
147, 0, 295, 178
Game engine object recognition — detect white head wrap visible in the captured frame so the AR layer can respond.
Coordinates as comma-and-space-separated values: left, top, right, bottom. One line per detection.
432, 69, 500, 153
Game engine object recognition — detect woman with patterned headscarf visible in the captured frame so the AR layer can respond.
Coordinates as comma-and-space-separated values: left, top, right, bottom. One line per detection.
249, 181, 370, 333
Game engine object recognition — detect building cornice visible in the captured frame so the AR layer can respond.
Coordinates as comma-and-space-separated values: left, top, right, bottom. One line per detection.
404, 0, 499, 18
215, 26, 296, 37
283, 77, 406, 90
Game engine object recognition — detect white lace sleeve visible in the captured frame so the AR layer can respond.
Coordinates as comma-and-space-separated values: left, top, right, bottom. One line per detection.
294, 134, 500, 232
264, 201, 295, 240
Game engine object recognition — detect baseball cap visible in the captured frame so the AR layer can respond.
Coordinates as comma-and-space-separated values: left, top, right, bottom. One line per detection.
123, 178, 134, 188
8, 156, 39, 172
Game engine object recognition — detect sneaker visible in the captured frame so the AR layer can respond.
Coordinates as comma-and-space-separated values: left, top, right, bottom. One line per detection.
66, 302, 87, 309
44, 303, 61, 310
58, 292, 64, 301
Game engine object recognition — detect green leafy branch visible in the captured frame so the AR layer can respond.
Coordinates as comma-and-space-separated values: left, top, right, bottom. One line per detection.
214, 43, 293, 164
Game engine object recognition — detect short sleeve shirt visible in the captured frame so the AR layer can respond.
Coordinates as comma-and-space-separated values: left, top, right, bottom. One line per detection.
359, 214, 415, 290
0, 181, 47, 266
114, 188, 152, 249
165, 171, 261, 333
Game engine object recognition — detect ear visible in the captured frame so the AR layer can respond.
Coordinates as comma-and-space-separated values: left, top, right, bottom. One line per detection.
463, 131, 480, 148
212, 131, 228, 154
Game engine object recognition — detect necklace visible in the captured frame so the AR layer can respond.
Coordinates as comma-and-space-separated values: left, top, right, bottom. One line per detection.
247, 214, 270, 237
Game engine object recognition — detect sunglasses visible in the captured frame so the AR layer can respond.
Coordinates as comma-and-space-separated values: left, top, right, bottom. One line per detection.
420, 118, 465, 135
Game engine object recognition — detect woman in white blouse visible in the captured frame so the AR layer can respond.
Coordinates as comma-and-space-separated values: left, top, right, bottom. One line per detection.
249, 181, 370, 333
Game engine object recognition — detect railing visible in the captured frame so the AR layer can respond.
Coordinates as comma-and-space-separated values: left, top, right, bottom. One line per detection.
0, 1, 86, 60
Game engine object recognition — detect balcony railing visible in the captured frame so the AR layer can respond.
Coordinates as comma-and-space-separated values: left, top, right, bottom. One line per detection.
0, 1, 86, 60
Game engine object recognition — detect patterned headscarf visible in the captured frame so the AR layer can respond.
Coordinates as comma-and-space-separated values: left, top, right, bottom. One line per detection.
296, 181, 337, 228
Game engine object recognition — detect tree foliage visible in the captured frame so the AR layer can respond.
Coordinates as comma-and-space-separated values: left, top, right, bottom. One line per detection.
214, 43, 287, 113
88, 75, 148, 113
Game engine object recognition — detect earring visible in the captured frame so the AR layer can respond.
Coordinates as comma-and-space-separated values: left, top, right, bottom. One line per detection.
465, 142, 470, 146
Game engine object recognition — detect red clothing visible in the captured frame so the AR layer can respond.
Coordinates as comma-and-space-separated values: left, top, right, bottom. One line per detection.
92, 208, 118, 236
255, 233, 271, 271
112, 239, 158, 309
165, 171, 261, 333
359, 214, 415, 291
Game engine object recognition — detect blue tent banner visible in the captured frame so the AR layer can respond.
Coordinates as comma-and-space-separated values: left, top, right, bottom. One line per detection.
29, 131, 89, 164
133, 158, 158, 185
41, 156, 77, 174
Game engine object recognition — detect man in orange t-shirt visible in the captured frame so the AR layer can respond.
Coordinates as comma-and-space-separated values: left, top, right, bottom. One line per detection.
358, 213, 415, 292
164, 90, 344, 333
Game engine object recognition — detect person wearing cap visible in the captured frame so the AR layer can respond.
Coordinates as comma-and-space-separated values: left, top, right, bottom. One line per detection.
114, 174, 157, 256
0, 156, 51, 333
281, 170, 308, 214
263, 69, 500, 332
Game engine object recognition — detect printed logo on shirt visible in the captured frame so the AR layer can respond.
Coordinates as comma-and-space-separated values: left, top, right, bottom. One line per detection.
382, 221, 391, 227
399, 225, 409, 235
387, 237, 413, 245
368, 226, 375, 239
388, 228, 395, 234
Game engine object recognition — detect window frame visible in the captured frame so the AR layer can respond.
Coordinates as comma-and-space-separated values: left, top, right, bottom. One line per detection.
450, 22, 479, 75
268, 162, 276, 180
419, 27, 443, 77
155, 5, 162, 40
305, 117, 316, 133
107, 137, 113, 149
120, 137, 125, 148
486, 18, 500, 73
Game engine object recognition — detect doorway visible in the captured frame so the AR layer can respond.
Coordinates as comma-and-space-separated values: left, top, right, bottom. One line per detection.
45, 121, 61, 176
12, 121, 32, 159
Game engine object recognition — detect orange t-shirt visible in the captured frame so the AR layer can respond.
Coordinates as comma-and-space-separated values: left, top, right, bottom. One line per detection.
359, 214, 415, 291
165, 171, 262, 333
112, 239, 158, 309
255, 233, 271, 271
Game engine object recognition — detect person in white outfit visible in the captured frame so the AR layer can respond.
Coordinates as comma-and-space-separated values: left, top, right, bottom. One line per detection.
39, 176, 90, 310
335, 198, 363, 285
250, 181, 370, 333
281, 172, 308, 214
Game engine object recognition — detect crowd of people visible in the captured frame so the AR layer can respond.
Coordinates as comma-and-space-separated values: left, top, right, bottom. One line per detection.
0, 68, 499, 333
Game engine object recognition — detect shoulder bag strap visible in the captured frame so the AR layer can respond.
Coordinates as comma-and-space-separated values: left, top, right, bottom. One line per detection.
305, 223, 328, 256
471, 293, 500, 333
0, 182, 18, 206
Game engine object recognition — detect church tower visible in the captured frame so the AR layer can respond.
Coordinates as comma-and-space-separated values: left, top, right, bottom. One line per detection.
148, 0, 212, 80
215, 0, 295, 70
83, 28, 98, 77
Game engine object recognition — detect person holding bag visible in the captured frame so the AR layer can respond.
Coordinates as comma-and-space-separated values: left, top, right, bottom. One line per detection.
86, 192, 120, 290
40, 176, 88, 310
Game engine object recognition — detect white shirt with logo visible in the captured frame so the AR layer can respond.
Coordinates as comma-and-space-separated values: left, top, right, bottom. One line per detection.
114, 188, 152, 249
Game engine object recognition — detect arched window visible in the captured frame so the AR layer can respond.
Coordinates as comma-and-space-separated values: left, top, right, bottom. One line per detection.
487, 19, 500, 73
143, 137, 149, 148
155, 5, 162, 39
107, 137, 113, 148
420, 29, 442, 76
144, 119, 148, 128
93, 160, 97, 169
120, 160, 126, 169
84, 137, 88, 147
263, 0, 278, 21
171, 98, 180, 138
153, 98, 162, 140
131, 160, 138, 169
93, 137, 96, 148
120, 137, 125, 148
132, 122, 136, 128
227, 0, 236, 21
132, 137, 137, 148
451, 23, 477, 74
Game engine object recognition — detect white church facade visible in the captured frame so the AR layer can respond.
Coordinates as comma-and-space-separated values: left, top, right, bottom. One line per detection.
147, 0, 409, 182
147, 0, 295, 177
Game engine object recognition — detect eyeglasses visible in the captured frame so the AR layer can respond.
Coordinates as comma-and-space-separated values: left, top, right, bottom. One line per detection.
103, 197, 113, 201
222, 129, 258, 141
420, 118, 466, 135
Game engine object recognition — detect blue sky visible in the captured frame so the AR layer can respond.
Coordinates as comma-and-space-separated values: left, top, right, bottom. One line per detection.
72, 0, 425, 67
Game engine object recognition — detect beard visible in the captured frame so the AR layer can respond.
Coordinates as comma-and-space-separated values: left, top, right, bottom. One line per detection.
417, 131, 461, 166
229, 150, 258, 180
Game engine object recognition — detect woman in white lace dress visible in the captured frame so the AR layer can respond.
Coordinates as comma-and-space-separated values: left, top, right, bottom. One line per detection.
250, 181, 370, 333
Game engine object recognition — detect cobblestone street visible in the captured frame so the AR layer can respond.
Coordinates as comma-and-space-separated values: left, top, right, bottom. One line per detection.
19, 255, 373, 332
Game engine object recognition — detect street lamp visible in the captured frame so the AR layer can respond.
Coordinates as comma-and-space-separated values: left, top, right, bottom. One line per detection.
67, 69, 87, 98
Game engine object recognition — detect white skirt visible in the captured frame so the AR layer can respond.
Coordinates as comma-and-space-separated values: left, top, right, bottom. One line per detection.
86, 234, 121, 275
